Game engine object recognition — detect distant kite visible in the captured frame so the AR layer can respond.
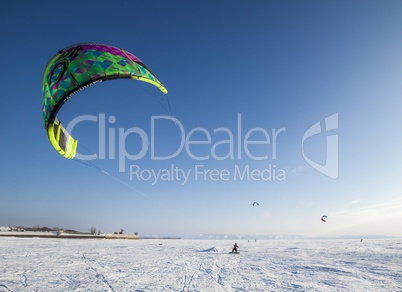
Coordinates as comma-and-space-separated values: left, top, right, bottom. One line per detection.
253, 202, 259, 207
321, 215, 327, 222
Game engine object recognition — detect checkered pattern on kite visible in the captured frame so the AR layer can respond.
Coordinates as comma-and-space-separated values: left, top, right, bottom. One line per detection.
42, 43, 165, 130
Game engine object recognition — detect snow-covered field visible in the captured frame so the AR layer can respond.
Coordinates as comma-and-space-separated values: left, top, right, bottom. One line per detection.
0, 237, 401, 291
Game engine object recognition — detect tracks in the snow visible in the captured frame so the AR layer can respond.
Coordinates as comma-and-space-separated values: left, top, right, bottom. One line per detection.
81, 252, 115, 292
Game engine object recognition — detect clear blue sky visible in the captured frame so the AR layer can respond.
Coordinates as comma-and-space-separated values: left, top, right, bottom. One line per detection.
1, 0, 402, 237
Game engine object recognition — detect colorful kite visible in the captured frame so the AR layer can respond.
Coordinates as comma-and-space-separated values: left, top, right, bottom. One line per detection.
321, 215, 327, 222
42, 43, 167, 159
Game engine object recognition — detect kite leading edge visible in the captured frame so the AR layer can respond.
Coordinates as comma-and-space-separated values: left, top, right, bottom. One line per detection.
42, 43, 167, 159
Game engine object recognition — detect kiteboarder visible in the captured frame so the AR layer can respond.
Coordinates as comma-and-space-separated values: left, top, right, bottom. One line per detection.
232, 243, 239, 253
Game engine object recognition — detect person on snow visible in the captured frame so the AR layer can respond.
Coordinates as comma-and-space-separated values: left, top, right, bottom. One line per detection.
232, 243, 239, 253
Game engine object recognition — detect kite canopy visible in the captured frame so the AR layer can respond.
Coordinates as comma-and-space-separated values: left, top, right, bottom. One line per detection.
321, 215, 327, 222
253, 202, 259, 206
42, 42, 167, 159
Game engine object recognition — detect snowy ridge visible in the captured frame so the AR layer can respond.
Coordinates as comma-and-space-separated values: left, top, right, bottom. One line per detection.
197, 246, 227, 253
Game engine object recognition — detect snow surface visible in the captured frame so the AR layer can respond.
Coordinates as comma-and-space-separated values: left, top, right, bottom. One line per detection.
0, 237, 401, 291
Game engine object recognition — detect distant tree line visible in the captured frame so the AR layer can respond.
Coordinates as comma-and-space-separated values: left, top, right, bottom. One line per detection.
5, 225, 138, 236
6, 225, 79, 233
